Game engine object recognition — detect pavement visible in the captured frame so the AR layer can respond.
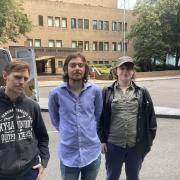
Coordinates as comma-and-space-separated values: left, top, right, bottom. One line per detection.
38, 75, 180, 119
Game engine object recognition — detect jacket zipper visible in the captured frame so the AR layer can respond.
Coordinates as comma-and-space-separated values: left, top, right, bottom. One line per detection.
12, 102, 21, 172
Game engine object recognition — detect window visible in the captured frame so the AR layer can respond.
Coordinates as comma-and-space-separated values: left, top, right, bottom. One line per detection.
78, 41, 83, 49
72, 41, 77, 48
78, 19, 83, 29
55, 17, 60, 27
125, 22, 128, 32
92, 20, 98, 30
124, 42, 128, 52
92, 41, 98, 51
84, 41, 89, 51
104, 42, 109, 51
48, 40, 55, 47
93, 61, 98, 64
104, 61, 109, 64
38, 15, 43, 26
71, 18, 76, 29
112, 22, 117, 31
112, 42, 117, 51
104, 21, 109, 30
56, 40, 62, 47
34, 39, 41, 47
99, 61, 103, 64
123, 22, 128, 32
58, 61, 63, 67
27, 39, 33, 47
48, 16, 54, 27
61, 17, 67, 28
84, 19, 89, 29
99, 42, 103, 51
117, 22, 122, 31
117, 42, 122, 51
98, 21, 103, 30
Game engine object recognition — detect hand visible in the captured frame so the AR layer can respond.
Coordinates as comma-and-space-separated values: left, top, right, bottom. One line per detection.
32, 163, 45, 180
101, 143, 108, 154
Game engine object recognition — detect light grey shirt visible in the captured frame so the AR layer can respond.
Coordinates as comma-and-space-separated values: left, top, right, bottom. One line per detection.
108, 82, 138, 148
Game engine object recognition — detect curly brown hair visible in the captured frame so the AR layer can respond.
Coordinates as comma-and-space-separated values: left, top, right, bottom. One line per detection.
63, 53, 89, 82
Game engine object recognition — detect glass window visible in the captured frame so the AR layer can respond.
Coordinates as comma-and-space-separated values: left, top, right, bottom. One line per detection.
38, 15, 43, 26
34, 39, 41, 47
71, 18, 76, 29
92, 20, 98, 30
27, 39, 33, 47
104, 42, 109, 51
61, 17, 67, 28
84, 41, 89, 51
92, 41, 98, 51
55, 17, 60, 27
56, 40, 62, 47
58, 61, 63, 67
125, 22, 128, 32
122, 22, 128, 32
124, 42, 128, 52
84, 19, 89, 29
48, 16, 54, 27
78, 41, 83, 49
98, 21, 103, 30
117, 22, 122, 31
112, 42, 117, 51
117, 42, 122, 51
104, 21, 109, 30
112, 22, 117, 31
104, 61, 109, 64
99, 42, 103, 51
48, 40, 55, 47
72, 41, 77, 48
78, 19, 83, 29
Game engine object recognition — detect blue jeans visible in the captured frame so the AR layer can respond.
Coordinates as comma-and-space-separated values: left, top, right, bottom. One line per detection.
0, 168, 38, 180
105, 143, 144, 180
60, 155, 101, 180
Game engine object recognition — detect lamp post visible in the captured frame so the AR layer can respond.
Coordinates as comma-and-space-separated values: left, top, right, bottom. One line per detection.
123, 0, 126, 56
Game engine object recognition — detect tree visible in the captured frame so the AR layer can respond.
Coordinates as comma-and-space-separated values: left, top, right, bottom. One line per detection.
128, 0, 180, 70
0, 0, 32, 44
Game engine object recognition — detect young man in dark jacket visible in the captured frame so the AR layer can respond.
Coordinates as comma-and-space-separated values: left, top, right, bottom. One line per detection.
97, 56, 157, 180
0, 61, 50, 180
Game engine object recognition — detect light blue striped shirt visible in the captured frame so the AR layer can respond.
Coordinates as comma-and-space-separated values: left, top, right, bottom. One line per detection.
48, 82, 102, 167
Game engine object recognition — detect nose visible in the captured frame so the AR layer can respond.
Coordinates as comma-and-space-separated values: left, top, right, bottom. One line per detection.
19, 77, 25, 84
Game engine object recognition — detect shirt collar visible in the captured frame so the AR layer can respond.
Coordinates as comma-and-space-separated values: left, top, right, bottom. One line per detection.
60, 82, 92, 91
115, 81, 134, 90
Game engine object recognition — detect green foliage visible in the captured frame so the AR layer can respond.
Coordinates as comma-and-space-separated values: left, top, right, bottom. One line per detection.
128, 0, 180, 70
0, 0, 32, 44
90, 64, 111, 75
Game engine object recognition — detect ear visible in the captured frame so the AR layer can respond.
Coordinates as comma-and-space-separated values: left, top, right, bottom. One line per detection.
2, 71, 8, 81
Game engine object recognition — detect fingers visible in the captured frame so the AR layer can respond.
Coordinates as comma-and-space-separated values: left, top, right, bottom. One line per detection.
32, 164, 45, 180
101, 143, 108, 154
32, 163, 41, 169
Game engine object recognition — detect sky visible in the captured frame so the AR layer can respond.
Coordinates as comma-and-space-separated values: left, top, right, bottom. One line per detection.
118, 0, 137, 10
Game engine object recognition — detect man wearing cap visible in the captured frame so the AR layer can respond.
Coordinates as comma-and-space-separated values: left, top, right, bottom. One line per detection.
97, 56, 157, 180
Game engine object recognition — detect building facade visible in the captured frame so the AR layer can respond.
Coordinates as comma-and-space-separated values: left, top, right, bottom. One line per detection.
7, 0, 136, 73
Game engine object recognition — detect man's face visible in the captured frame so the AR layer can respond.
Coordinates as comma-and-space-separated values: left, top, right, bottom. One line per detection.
67, 57, 86, 81
3, 69, 29, 95
116, 63, 134, 82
